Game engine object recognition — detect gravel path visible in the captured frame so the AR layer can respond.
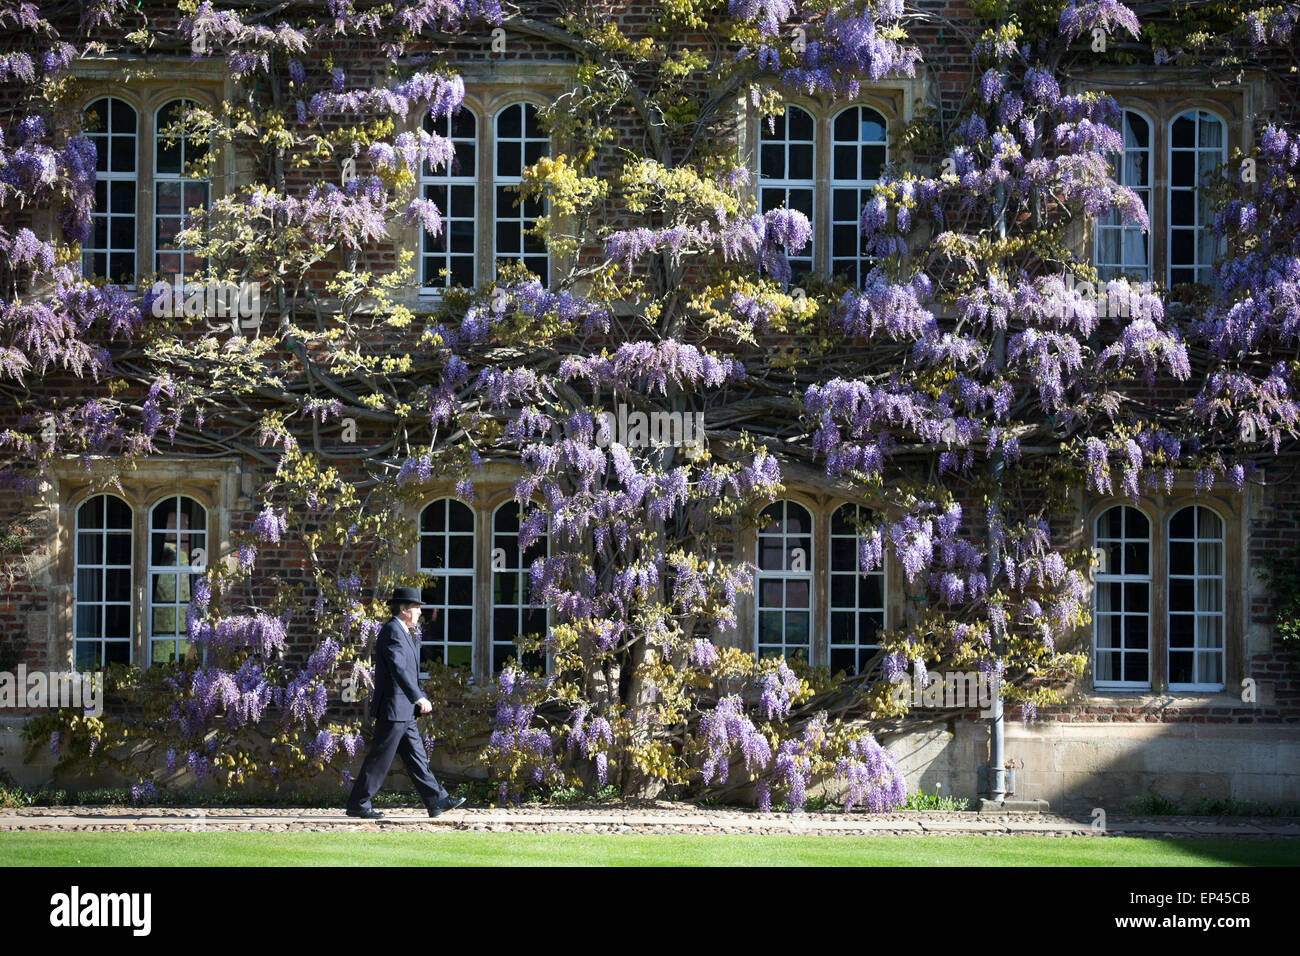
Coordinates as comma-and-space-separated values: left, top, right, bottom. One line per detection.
2, 803, 1299, 837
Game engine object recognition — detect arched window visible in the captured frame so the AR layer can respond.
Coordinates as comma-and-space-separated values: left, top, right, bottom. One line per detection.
491, 502, 548, 672
75, 494, 133, 668
829, 503, 886, 675
154, 98, 210, 278
758, 105, 815, 281
830, 106, 887, 285
418, 498, 476, 670
1167, 506, 1224, 690
756, 500, 813, 663
1095, 109, 1152, 281
1168, 109, 1225, 286
83, 97, 138, 284
1093, 505, 1151, 688
148, 496, 207, 665
494, 102, 548, 284
421, 108, 478, 290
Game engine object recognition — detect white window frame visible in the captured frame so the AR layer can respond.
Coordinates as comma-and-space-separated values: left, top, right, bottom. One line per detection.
827, 502, 887, 676
1166, 108, 1226, 287
1095, 107, 1153, 281
492, 101, 550, 285
758, 104, 816, 280
490, 500, 550, 674
754, 499, 814, 664
153, 97, 210, 280
146, 495, 208, 667
419, 108, 479, 294
417, 497, 477, 674
829, 105, 888, 285
1166, 505, 1226, 692
82, 97, 139, 287
74, 493, 134, 668
1093, 504, 1153, 690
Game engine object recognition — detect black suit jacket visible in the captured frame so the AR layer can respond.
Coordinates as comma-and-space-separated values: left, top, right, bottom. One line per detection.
369, 617, 425, 721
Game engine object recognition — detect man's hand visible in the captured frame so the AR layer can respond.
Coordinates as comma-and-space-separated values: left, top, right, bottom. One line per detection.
416, 697, 432, 715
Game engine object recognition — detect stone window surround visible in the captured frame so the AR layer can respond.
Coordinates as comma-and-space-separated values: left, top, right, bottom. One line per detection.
42, 456, 244, 669
736, 486, 903, 675
70, 58, 231, 290
742, 83, 921, 280
398, 462, 552, 684
397, 65, 573, 301
1084, 488, 1249, 698
1071, 70, 1273, 287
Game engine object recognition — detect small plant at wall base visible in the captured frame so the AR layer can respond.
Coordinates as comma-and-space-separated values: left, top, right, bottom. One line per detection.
1260, 545, 1300, 662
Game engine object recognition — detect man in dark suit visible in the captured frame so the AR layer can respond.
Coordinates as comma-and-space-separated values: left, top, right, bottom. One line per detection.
345, 587, 466, 819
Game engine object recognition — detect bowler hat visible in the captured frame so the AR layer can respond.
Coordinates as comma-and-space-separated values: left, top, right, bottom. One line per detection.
389, 586, 423, 607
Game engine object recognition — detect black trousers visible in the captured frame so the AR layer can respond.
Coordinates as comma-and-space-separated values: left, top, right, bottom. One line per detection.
346, 716, 450, 811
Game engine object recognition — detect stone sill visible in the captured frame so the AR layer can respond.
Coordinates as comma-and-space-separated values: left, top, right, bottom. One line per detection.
1080, 691, 1245, 709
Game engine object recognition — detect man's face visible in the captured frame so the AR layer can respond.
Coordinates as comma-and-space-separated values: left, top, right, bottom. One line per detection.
398, 602, 421, 626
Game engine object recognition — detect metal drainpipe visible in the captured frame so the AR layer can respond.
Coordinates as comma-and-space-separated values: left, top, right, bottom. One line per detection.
987, 178, 1008, 802
987, 327, 1006, 802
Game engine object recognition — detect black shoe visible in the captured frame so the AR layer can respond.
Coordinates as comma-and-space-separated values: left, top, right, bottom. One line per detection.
346, 807, 385, 819
428, 796, 466, 818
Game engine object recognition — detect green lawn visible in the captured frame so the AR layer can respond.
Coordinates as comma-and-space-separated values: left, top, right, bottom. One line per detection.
1, 832, 1297, 866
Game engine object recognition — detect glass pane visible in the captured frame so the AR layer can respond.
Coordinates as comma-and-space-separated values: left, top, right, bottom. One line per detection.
76, 641, 100, 669
831, 574, 853, 608
1169, 651, 1193, 685
788, 108, 813, 140
106, 568, 130, 599
437, 573, 468, 607
859, 575, 883, 607
861, 145, 886, 180
448, 535, 473, 569
1124, 542, 1149, 575
1198, 114, 1223, 148
497, 141, 520, 177
494, 608, 517, 640
420, 538, 446, 569
1197, 615, 1223, 650
1198, 652, 1222, 686
422, 502, 445, 532
447, 608, 472, 638
105, 605, 130, 638
1169, 613, 1195, 647
77, 568, 102, 603
498, 104, 521, 138
78, 533, 102, 564
834, 146, 856, 180
1123, 583, 1148, 612
1197, 576, 1222, 612
106, 533, 131, 566
106, 496, 132, 528
760, 144, 783, 179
